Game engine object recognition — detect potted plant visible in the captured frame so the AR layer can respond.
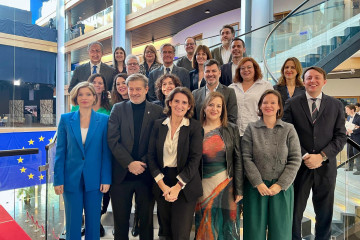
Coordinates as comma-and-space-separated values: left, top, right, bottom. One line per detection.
17, 186, 35, 204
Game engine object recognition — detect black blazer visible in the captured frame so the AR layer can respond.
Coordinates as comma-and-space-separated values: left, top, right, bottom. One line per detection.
69, 62, 116, 92
107, 101, 163, 184
283, 92, 346, 177
147, 118, 203, 202
219, 123, 243, 196
273, 85, 305, 107
189, 69, 206, 91
220, 62, 233, 86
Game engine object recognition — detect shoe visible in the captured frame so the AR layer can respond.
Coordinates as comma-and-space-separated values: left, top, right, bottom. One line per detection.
345, 168, 353, 171
131, 218, 139, 237
100, 223, 105, 237
81, 227, 85, 236
353, 171, 360, 175
112, 229, 115, 236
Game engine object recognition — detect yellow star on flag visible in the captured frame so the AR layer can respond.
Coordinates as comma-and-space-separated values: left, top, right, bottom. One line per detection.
28, 173, 34, 179
39, 136, 45, 142
39, 174, 44, 180
48, 138, 53, 143
28, 139, 34, 145
20, 167, 26, 173
22, 147, 25, 149
17, 157, 24, 163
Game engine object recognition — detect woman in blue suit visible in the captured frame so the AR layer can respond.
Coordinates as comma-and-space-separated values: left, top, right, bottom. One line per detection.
54, 81, 112, 240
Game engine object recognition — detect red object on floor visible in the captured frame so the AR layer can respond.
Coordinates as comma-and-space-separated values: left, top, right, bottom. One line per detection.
0, 205, 32, 240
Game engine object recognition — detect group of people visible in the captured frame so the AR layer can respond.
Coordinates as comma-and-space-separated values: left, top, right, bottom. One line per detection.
54, 24, 347, 240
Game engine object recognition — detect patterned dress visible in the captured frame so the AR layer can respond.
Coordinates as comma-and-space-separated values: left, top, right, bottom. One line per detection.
195, 128, 241, 240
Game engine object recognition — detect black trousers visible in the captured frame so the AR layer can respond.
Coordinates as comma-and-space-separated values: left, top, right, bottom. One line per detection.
111, 179, 154, 240
156, 168, 196, 240
292, 168, 336, 240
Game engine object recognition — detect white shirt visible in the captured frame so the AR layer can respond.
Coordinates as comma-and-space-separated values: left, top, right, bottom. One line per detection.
221, 46, 231, 64
205, 82, 220, 96
305, 91, 322, 116
90, 62, 101, 74
154, 117, 189, 187
231, 62, 237, 79
80, 128, 88, 145
163, 64, 174, 74
229, 80, 273, 136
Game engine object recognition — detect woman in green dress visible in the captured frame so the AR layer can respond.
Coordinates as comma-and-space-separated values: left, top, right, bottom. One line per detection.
71, 73, 111, 115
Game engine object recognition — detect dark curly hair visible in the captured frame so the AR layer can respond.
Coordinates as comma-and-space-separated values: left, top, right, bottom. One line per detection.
155, 74, 182, 101
87, 73, 111, 111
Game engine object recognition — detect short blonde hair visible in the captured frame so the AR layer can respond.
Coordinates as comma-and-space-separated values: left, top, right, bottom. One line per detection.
70, 82, 98, 106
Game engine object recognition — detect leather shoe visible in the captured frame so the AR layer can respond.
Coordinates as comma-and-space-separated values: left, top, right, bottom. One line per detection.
81, 227, 85, 236
353, 171, 360, 175
100, 223, 105, 237
345, 168, 353, 171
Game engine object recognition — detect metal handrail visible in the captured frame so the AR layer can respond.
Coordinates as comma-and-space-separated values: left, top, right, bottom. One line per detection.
0, 148, 39, 157
337, 137, 360, 169
262, 0, 311, 83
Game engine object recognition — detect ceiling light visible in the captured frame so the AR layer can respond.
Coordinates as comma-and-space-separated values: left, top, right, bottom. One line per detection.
328, 69, 355, 75
205, 9, 210, 14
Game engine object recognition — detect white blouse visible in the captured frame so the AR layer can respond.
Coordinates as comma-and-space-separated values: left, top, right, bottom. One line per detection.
229, 79, 273, 136
154, 117, 189, 187
80, 128, 88, 145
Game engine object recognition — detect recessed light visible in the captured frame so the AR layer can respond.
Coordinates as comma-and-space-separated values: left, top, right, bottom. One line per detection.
205, 9, 210, 14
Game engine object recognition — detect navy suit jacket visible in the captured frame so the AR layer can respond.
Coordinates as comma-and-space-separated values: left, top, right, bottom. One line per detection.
69, 62, 116, 92
54, 110, 112, 192
189, 69, 206, 91
273, 85, 305, 107
220, 62, 233, 86
283, 92, 346, 177
347, 114, 360, 144
148, 65, 190, 101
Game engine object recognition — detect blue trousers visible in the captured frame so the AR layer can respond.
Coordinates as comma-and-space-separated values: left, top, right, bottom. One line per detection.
63, 187, 103, 240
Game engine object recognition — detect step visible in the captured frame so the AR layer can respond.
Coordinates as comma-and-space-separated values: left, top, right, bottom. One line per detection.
344, 26, 360, 39
330, 36, 346, 51
302, 217, 312, 237
305, 54, 320, 66
317, 45, 331, 59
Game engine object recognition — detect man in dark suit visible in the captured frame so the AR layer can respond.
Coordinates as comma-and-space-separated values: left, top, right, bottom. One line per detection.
345, 104, 360, 174
220, 37, 246, 86
148, 43, 190, 101
283, 66, 346, 240
175, 37, 196, 71
192, 59, 237, 124
69, 41, 116, 92
211, 25, 235, 66
107, 73, 163, 240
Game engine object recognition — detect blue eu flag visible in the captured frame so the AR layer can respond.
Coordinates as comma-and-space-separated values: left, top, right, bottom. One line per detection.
0, 131, 56, 191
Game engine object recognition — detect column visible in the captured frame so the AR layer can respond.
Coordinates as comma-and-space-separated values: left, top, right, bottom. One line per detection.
113, 0, 127, 51
56, 0, 65, 125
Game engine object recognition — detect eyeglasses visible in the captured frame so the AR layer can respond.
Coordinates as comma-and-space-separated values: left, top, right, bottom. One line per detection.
240, 66, 253, 71
127, 63, 139, 66
185, 43, 195, 46
145, 51, 154, 55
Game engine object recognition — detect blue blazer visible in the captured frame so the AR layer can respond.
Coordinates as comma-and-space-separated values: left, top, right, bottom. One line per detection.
54, 110, 112, 192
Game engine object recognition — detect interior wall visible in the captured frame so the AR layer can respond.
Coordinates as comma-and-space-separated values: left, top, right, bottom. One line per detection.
171, 8, 241, 45
323, 78, 360, 97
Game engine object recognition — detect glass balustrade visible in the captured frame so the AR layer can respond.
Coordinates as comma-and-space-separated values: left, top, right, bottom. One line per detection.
264, 0, 360, 81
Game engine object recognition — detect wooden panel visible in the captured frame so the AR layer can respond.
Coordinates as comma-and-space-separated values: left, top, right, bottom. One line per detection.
0, 32, 57, 53
334, 57, 360, 71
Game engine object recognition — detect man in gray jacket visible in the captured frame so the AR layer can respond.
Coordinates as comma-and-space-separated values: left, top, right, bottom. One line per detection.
192, 59, 237, 124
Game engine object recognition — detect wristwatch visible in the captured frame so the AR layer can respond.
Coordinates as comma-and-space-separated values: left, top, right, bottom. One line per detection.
320, 151, 327, 162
